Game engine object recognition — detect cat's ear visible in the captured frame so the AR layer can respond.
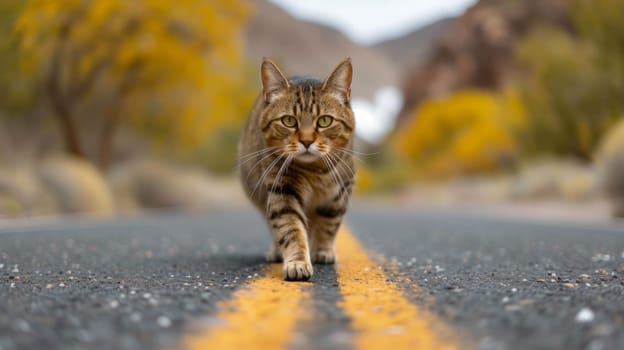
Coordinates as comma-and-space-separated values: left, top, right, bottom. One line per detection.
322, 58, 352, 103
261, 58, 290, 104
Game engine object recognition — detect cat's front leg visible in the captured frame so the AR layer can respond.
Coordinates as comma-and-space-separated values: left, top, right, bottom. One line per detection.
267, 187, 313, 281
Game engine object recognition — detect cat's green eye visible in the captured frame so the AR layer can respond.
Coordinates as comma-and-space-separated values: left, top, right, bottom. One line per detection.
281, 115, 297, 128
317, 115, 333, 128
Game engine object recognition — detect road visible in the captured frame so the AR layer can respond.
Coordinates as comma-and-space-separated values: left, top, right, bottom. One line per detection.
1, 204, 623, 350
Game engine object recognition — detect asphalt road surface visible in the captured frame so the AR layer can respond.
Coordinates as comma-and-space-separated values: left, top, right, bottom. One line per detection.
1, 203, 623, 350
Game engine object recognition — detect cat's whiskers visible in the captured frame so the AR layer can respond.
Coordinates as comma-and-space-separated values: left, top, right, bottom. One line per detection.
331, 157, 350, 188
244, 149, 282, 181
327, 155, 354, 189
250, 153, 286, 201
238, 147, 279, 168
318, 154, 335, 186
266, 153, 294, 215
239, 147, 277, 161
320, 153, 342, 188
336, 147, 378, 156
327, 152, 355, 179
336, 147, 373, 164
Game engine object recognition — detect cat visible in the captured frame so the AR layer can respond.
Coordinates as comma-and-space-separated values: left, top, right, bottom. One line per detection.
238, 58, 355, 281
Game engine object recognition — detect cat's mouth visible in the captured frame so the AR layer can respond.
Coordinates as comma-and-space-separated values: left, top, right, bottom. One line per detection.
295, 151, 319, 162
291, 142, 322, 162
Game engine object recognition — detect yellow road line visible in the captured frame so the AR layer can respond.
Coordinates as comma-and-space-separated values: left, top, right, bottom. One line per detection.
182, 263, 311, 350
335, 227, 458, 350
181, 226, 457, 350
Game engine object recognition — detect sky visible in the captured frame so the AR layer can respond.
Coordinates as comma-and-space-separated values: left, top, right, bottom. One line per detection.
268, 0, 477, 45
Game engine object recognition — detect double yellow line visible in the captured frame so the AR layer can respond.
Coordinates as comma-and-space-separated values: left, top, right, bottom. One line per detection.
182, 227, 458, 350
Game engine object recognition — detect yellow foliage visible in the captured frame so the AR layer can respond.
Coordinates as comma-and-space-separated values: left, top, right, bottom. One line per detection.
354, 162, 372, 193
14, 0, 253, 166
392, 90, 523, 179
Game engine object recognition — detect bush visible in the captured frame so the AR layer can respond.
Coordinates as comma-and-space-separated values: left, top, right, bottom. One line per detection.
596, 119, 624, 217
392, 90, 522, 179
38, 156, 115, 216
514, 0, 624, 160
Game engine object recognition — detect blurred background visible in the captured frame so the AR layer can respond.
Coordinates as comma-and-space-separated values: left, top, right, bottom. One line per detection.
0, 0, 623, 221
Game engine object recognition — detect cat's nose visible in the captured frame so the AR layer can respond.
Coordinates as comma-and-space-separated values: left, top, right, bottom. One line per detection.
300, 140, 313, 149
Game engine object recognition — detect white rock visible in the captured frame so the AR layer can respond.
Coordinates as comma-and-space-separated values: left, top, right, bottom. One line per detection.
157, 316, 172, 328
575, 308, 595, 323
130, 313, 141, 322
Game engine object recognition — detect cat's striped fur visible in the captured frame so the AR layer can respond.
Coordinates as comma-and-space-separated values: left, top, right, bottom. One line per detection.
238, 58, 355, 281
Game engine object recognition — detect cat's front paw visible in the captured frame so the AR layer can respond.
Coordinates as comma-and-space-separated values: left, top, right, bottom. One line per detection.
283, 260, 313, 281
312, 249, 336, 264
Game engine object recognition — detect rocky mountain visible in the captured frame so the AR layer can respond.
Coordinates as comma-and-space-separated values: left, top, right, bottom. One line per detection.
243, 0, 398, 99
373, 17, 454, 71
396, 0, 570, 126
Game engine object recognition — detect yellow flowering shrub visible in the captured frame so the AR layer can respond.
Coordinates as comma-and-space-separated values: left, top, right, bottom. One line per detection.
392, 90, 523, 179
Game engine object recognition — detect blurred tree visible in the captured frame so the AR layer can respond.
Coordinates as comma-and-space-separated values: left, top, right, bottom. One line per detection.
15, 0, 250, 169
515, 0, 624, 160
392, 90, 522, 179
0, 1, 31, 115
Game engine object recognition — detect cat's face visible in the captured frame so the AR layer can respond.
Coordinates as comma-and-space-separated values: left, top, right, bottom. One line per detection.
258, 59, 355, 164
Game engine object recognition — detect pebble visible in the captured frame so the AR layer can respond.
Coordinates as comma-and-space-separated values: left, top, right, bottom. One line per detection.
563, 283, 576, 289
109, 300, 119, 309
157, 316, 172, 328
14, 320, 31, 332
505, 304, 523, 312
591, 254, 611, 262
575, 308, 595, 323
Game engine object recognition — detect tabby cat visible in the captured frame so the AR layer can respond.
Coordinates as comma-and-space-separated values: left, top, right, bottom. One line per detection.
238, 58, 355, 281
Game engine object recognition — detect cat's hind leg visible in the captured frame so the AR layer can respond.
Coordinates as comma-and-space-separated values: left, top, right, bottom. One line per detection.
266, 242, 282, 262
309, 206, 346, 264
